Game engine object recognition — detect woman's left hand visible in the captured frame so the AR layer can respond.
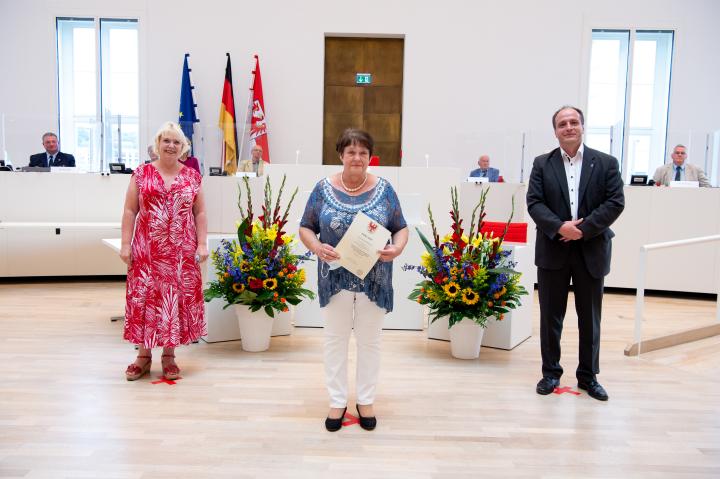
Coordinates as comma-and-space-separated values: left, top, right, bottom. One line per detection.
195, 245, 209, 263
378, 244, 403, 262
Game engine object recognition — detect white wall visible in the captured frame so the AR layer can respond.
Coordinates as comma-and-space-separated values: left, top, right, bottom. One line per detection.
1, 0, 719, 180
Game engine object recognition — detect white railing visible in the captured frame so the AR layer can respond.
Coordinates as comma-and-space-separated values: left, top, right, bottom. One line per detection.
633, 234, 720, 356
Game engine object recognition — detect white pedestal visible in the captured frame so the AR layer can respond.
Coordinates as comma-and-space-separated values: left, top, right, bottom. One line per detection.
293, 220, 426, 330
202, 234, 294, 343
426, 244, 533, 350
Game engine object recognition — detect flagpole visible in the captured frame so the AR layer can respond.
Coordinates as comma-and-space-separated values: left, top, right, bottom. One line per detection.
237, 55, 256, 168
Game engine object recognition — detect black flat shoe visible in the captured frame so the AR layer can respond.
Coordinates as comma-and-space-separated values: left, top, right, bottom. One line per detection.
356, 405, 377, 431
536, 376, 560, 395
325, 407, 347, 432
578, 380, 608, 401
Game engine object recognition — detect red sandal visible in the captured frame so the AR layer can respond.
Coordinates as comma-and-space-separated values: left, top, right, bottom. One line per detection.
161, 354, 181, 380
126, 355, 152, 381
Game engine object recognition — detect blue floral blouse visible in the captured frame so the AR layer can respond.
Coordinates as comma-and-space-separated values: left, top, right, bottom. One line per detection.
300, 177, 407, 312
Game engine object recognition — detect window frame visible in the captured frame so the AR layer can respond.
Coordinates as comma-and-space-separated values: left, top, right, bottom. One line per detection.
55, 15, 142, 172
580, 24, 677, 182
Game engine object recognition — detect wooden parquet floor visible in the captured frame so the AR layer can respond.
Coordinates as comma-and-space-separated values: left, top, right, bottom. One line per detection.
0, 280, 719, 478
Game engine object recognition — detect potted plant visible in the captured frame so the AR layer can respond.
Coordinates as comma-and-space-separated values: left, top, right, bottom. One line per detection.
407, 187, 527, 359
204, 175, 315, 352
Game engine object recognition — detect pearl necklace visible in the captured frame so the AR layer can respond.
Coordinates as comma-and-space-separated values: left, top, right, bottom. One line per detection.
340, 172, 368, 193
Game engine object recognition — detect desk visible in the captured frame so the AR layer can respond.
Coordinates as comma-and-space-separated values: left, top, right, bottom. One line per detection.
3, 170, 718, 293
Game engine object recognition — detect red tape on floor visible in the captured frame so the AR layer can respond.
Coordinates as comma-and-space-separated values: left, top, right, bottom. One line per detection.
151, 376, 182, 385
553, 386, 581, 395
342, 412, 360, 427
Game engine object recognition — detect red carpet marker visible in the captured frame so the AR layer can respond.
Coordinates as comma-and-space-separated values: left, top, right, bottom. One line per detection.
342, 412, 360, 427
553, 386, 581, 395
151, 376, 182, 385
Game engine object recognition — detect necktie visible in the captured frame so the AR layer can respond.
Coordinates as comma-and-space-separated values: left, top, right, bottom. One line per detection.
674, 166, 681, 181
49, 155, 54, 166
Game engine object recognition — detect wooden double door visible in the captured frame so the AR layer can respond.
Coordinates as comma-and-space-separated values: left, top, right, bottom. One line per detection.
323, 37, 404, 166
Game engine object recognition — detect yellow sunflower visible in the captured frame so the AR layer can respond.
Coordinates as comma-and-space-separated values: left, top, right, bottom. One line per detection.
421, 251, 434, 269
443, 282, 460, 298
263, 278, 278, 290
240, 261, 251, 272
232, 283, 245, 293
461, 288, 479, 305
449, 266, 459, 276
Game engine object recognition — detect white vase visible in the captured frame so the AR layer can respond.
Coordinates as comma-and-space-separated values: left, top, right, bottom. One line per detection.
448, 318, 486, 359
234, 304, 274, 352
271, 305, 294, 336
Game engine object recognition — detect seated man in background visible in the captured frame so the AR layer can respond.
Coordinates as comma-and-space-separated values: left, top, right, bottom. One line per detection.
29, 132, 75, 167
652, 144, 710, 187
469, 154, 500, 181
238, 144, 265, 176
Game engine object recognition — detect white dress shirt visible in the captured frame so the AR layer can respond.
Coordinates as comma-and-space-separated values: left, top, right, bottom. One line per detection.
561, 144, 584, 220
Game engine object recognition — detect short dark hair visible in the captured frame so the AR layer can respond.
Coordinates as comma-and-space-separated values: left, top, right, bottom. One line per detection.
42, 132, 58, 141
335, 128, 374, 157
552, 106, 585, 129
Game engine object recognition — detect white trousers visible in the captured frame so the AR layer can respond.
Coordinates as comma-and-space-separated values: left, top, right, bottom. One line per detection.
321, 291, 385, 408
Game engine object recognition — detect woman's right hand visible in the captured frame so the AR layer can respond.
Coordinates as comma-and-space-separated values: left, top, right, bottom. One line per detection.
316, 243, 340, 262
120, 244, 132, 266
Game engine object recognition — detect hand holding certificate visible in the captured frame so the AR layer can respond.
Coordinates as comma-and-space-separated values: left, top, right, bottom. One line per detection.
334, 211, 391, 279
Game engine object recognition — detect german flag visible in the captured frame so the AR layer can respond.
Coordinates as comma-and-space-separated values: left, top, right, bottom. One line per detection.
218, 53, 238, 175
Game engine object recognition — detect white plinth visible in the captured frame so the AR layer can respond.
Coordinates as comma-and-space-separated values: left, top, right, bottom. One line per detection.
202, 234, 293, 343
426, 244, 533, 350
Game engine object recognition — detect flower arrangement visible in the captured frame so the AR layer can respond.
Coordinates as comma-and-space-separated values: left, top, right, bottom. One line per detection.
406, 187, 527, 328
204, 175, 315, 317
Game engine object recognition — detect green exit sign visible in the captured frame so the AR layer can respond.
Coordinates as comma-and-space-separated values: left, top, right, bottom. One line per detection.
356, 73, 372, 85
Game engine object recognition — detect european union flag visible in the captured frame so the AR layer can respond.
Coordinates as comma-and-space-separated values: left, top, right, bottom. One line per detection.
179, 54, 199, 149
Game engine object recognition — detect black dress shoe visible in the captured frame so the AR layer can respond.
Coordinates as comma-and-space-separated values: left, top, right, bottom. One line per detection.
325, 407, 347, 432
536, 376, 560, 395
356, 405, 377, 431
578, 380, 608, 401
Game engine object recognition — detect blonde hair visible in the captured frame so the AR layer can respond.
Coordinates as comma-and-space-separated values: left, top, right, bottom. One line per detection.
152, 122, 191, 158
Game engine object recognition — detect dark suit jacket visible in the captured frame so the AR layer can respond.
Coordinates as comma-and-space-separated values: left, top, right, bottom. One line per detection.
469, 167, 500, 182
29, 151, 76, 167
526, 145, 625, 279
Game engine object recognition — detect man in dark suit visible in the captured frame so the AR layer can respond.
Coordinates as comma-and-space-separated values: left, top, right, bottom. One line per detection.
29, 132, 75, 167
526, 106, 624, 401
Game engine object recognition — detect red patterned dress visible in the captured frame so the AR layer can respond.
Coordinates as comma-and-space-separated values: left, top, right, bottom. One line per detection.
123, 163, 206, 347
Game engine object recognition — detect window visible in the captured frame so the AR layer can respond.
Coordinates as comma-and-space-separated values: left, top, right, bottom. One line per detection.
57, 18, 139, 171
586, 29, 674, 181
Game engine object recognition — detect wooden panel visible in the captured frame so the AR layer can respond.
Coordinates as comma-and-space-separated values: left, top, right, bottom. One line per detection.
364, 114, 401, 143
324, 37, 404, 165
364, 86, 403, 114
624, 323, 720, 356
324, 38, 365, 86
323, 86, 364, 114
365, 39, 404, 86
372, 141, 401, 167
323, 142, 342, 165
323, 113, 364, 140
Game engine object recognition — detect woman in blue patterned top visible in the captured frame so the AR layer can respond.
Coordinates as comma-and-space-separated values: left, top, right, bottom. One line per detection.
299, 129, 408, 432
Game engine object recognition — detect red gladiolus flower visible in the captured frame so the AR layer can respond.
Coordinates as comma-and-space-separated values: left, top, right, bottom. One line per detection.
434, 273, 445, 285
287, 264, 297, 272
249, 278, 264, 290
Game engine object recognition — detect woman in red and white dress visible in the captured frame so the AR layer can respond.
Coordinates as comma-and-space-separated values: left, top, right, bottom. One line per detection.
120, 122, 208, 381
